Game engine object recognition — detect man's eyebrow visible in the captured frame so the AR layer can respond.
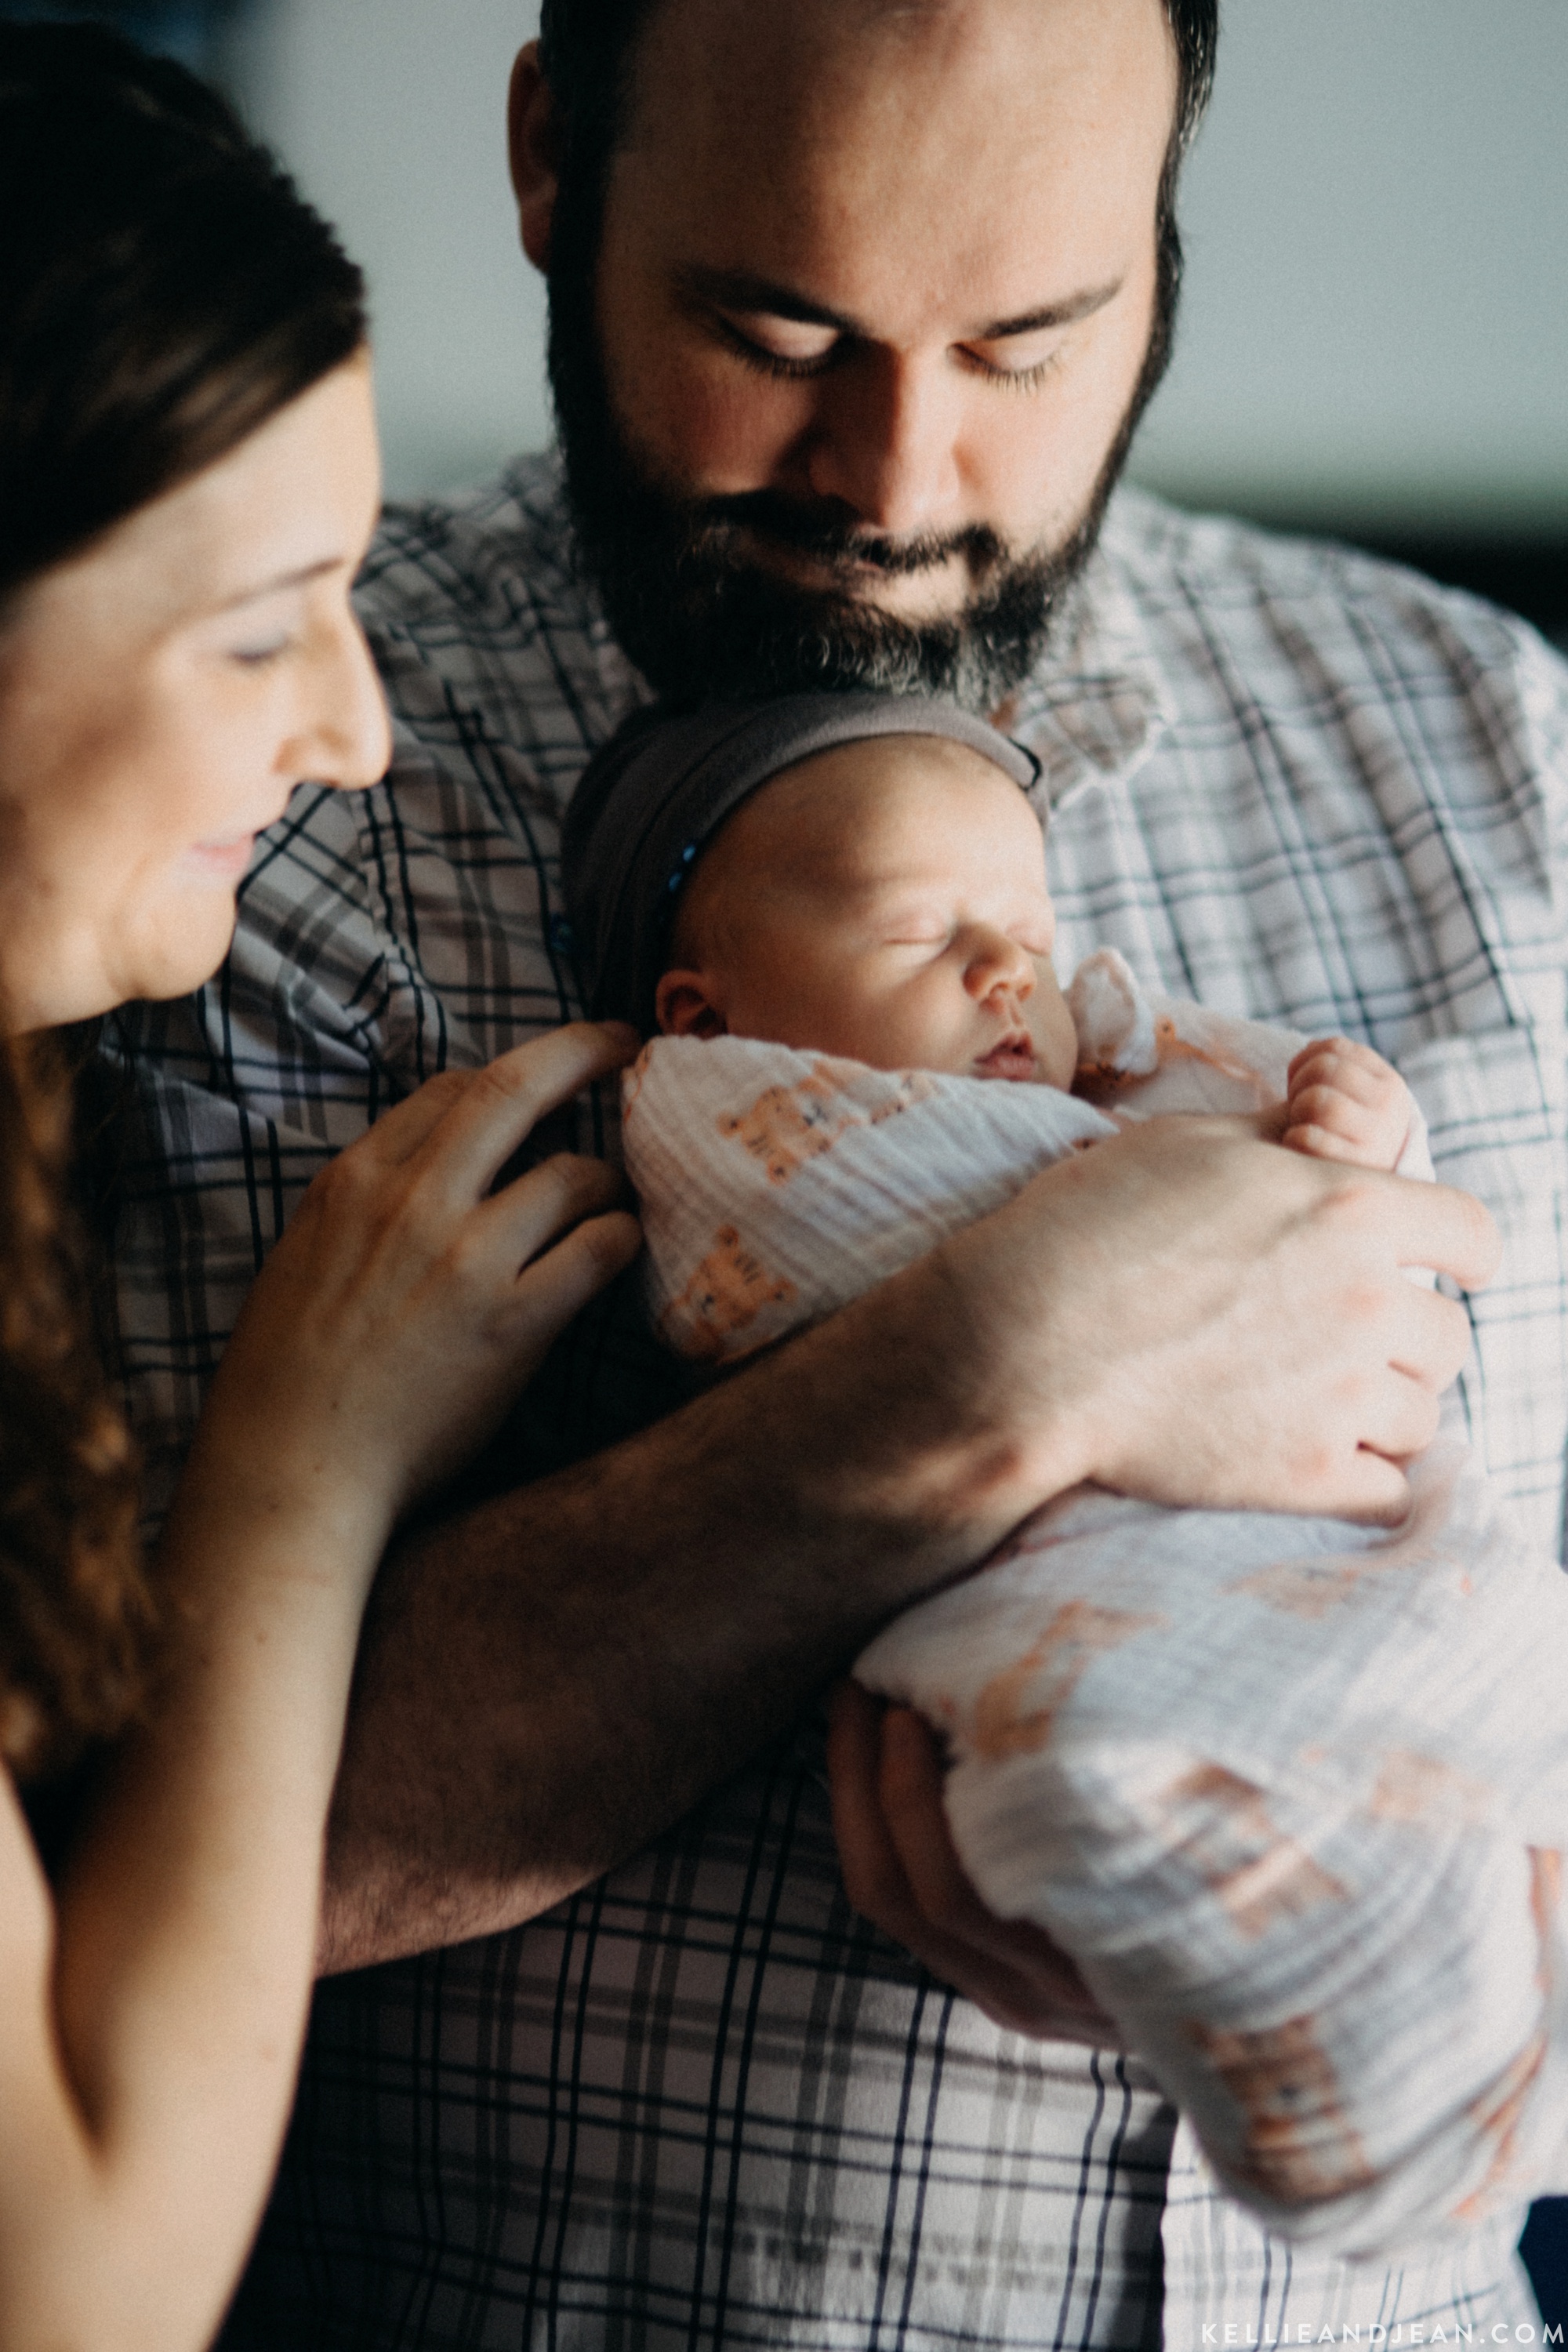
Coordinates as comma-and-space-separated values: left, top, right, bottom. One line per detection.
676, 266, 861, 336
675, 265, 1124, 342
212, 556, 346, 615
975, 281, 1123, 339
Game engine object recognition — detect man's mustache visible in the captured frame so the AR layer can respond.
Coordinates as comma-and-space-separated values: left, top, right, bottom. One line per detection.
684, 488, 1010, 580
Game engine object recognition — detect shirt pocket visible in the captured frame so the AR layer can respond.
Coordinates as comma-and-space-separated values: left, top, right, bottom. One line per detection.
1398, 1024, 1568, 1558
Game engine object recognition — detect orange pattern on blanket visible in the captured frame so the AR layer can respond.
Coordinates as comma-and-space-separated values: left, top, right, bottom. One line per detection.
718, 1062, 864, 1184
1156, 1764, 1348, 1940
1185, 2013, 1375, 2204
658, 1223, 795, 1359
717, 1060, 934, 1184
1367, 1749, 1496, 1826
968, 1599, 1164, 1760
1227, 1451, 1463, 1620
1076, 1018, 1275, 1109
1451, 1848, 1561, 2223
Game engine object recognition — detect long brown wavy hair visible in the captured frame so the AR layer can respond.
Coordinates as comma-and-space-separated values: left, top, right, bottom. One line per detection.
0, 22, 367, 1780
0, 1032, 148, 1780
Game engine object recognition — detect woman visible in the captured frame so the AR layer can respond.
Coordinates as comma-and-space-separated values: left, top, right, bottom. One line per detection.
0, 25, 639, 2349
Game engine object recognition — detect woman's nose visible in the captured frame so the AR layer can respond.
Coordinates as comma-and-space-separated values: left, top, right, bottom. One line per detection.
964, 927, 1035, 1002
286, 612, 392, 792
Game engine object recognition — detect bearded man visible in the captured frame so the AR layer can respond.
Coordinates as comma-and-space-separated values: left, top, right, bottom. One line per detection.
110, 2, 1566, 2344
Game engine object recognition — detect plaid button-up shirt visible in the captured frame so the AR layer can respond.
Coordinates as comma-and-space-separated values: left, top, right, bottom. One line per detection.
113, 459, 1568, 2349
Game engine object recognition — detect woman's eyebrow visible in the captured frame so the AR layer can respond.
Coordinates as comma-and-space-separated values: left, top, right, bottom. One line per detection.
674, 263, 1124, 342
212, 555, 345, 614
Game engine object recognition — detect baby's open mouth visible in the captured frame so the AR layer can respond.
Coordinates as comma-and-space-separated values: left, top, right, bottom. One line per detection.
974, 1034, 1037, 1082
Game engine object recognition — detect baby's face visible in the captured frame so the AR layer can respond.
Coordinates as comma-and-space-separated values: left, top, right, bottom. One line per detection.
657, 733, 1079, 1087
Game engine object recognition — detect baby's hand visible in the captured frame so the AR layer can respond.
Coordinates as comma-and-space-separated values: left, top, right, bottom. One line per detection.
1281, 1037, 1411, 1171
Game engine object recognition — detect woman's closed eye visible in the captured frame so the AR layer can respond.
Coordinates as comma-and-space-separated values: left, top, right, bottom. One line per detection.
228, 636, 292, 669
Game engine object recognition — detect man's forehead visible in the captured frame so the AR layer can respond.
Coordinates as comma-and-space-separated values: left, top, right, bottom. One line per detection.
612, 0, 1176, 323
624, 0, 1175, 155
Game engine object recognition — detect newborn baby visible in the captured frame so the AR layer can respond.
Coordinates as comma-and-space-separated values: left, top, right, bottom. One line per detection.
563, 692, 1568, 2253
648, 711, 1409, 1170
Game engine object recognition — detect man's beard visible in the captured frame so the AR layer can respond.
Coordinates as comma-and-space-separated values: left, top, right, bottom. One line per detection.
546, 217, 1178, 714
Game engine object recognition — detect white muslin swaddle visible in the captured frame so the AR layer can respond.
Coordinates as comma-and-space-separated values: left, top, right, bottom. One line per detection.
621, 950, 1568, 2253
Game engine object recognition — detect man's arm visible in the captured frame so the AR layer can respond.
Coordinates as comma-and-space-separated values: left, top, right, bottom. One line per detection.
321, 1112, 1497, 1973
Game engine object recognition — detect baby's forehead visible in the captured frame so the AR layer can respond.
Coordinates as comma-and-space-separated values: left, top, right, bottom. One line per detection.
734, 731, 1044, 874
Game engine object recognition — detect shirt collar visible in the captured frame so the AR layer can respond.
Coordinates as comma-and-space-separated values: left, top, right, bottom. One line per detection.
1005, 488, 1177, 813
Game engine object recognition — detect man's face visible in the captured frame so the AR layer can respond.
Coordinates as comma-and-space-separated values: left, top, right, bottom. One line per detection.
538, 0, 1178, 709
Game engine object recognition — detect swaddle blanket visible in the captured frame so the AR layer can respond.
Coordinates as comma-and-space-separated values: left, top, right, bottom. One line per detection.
622, 950, 1568, 2254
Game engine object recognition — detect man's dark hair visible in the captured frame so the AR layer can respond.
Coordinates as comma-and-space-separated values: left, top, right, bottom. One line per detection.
0, 20, 367, 608
539, 0, 1218, 283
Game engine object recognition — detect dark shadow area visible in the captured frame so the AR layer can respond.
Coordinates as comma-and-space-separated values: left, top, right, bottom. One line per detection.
1521, 2200, 1568, 2334
1206, 506, 1568, 653
1345, 530, 1568, 652
0, 0, 260, 75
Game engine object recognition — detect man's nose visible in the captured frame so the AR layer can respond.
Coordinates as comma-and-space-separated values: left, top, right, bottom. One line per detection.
802, 348, 961, 538
964, 927, 1035, 1003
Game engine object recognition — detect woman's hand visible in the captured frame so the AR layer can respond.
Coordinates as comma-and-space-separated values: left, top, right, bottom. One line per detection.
827, 1682, 1120, 2046
192, 1020, 643, 1555
4, 1023, 641, 2352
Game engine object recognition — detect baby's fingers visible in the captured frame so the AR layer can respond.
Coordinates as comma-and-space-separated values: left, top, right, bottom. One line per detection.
1288, 1041, 1383, 1104
1281, 1080, 1376, 1149
1281, 1118, 1377, 1167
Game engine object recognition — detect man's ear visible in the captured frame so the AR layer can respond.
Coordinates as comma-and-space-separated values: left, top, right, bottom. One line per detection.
656, 971, 729, 1040
508, 42, 563, 271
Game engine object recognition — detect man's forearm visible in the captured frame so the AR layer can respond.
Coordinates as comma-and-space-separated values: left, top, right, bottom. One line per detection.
319, 1117, 1495, 1973
318, 1246, 1024, 1973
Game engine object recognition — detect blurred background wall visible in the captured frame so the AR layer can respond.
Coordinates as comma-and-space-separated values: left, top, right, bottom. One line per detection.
5, 0, 1563, 633
230, 1, 1568, 522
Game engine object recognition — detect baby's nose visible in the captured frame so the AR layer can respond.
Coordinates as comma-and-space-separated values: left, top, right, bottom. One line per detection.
965, 927, 1035, 1000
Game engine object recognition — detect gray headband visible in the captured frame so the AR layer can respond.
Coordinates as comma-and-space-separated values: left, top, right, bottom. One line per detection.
561, 692, 1043, 1034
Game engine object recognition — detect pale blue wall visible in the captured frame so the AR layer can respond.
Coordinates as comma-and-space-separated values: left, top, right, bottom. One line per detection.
1132, 0, 1568, 532
236, 1, 1568, 532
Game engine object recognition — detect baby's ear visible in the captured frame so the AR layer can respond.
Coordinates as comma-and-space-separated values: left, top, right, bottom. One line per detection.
655, 970, 728, 1040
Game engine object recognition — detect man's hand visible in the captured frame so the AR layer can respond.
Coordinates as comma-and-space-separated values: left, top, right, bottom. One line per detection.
320, 1106, 1498, 1969
826, 1683, 1117, 2045
928, 1112, 1498, 1532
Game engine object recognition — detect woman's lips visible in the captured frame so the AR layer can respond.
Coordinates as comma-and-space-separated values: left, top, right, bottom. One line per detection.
187, 833, 257, 877
974, 1035, 1038, 1082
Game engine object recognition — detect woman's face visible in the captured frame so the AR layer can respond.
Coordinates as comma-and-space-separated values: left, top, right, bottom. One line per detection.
0, 354, 390, 1030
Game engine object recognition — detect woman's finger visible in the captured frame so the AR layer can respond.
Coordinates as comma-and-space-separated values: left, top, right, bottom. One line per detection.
412, 1022, 639, 1204
352, 1068, 480, 1167
474, 1152, 632, 1277
500, 1209, 643, 1340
